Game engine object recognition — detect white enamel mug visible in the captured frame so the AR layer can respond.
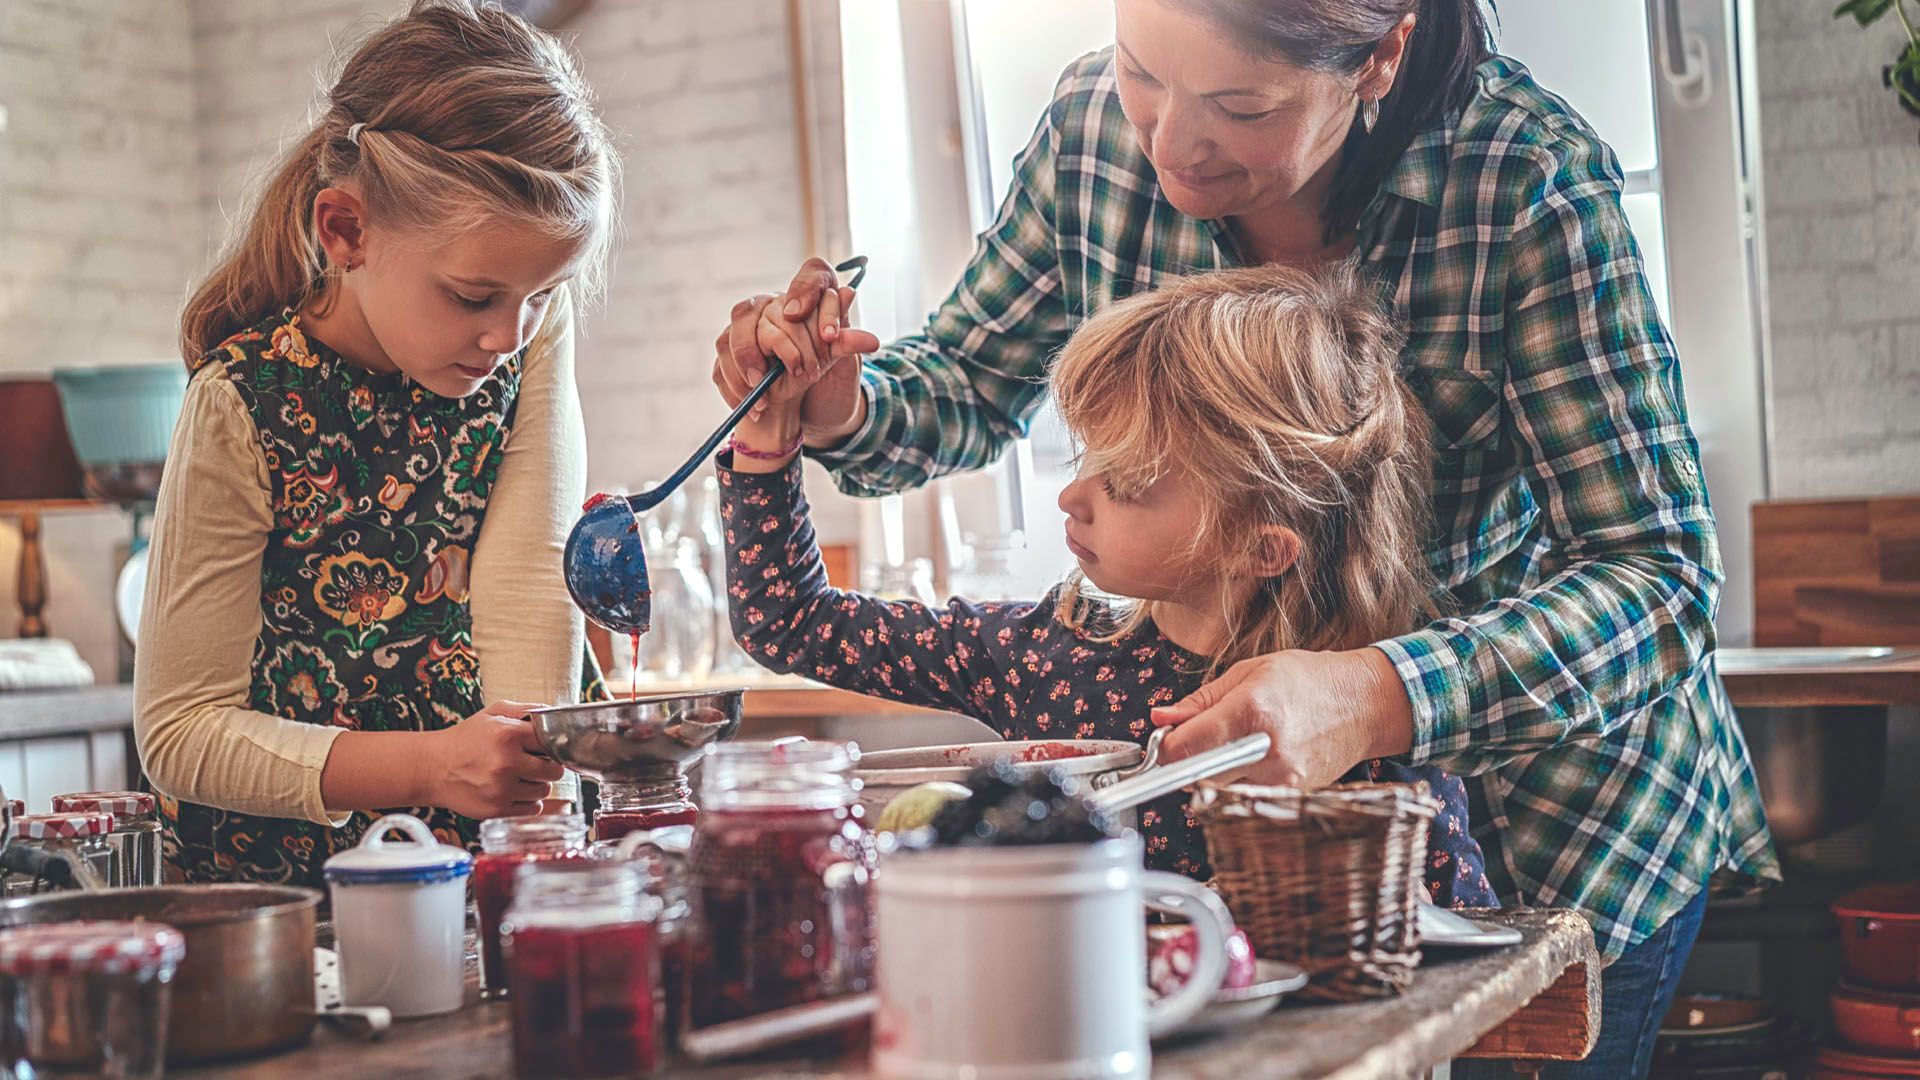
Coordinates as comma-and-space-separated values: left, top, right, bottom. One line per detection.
873, 835, 1232, 1080
322, 813, 472, 1018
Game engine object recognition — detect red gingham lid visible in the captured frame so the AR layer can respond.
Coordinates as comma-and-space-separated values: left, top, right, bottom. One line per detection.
15, 812, 113, 839
52, 791, 155, 817
0, 921, 185, 977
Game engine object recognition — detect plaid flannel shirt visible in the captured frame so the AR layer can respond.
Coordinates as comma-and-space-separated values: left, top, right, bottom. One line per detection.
811, 50, 1777, 958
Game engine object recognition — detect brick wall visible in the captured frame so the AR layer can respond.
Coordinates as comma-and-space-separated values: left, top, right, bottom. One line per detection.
1755, 1, 1920, 497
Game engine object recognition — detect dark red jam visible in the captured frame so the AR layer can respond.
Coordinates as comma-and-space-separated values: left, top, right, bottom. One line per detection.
592, 806, 699, 844
507, 920, 661, 1078
475, 851, 586, 995
686, 806, 874, 1026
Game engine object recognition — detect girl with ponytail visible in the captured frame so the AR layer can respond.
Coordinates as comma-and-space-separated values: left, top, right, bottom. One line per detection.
137, 0, 618, 887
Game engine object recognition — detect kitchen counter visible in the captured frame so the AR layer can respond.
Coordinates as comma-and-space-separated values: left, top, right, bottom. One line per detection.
175, 908, 1597, 1080
1717, 647, 1920, 708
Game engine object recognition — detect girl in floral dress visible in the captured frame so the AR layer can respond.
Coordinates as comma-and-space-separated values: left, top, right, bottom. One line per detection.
721, 263, 1494, 904
133, 0, 617, 886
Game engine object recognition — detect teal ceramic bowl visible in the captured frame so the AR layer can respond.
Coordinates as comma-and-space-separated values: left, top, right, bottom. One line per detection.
51, 364, 187, 466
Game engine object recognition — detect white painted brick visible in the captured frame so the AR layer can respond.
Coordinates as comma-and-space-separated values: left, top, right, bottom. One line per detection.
1758, 94, 1863, 153
1762, 147, 1879, 210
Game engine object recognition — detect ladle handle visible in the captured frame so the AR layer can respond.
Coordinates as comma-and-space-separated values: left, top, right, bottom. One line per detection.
628, 365, 782, 512
627, 254, 870, 513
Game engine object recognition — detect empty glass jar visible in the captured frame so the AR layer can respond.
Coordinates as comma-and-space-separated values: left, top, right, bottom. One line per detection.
52, 791, 161, 888
3, 813, 115, 896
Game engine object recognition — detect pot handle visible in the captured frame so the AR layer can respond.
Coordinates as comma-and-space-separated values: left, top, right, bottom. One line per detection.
1141, 874, 1234, 1040
359, 813, 439, 852
1094, 726, 1169, 789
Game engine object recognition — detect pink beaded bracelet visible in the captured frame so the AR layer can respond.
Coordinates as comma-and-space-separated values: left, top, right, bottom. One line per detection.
728, 433, 803, 461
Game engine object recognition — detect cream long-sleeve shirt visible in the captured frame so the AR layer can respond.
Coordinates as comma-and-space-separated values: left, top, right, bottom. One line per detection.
134, 297, 588, 826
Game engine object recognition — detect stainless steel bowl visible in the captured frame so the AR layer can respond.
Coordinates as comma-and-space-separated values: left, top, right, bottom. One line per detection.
531, 688, 746, 784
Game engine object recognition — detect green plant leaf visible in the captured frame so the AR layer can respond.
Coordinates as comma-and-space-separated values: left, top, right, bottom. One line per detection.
1835, 0, 1897, 25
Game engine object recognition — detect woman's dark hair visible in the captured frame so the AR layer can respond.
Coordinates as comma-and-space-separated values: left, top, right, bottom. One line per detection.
1171, 0, 1495, 241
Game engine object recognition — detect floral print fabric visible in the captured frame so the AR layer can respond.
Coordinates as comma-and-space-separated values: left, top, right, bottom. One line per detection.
722, 456, 1497, 907
160, 311, 521, 887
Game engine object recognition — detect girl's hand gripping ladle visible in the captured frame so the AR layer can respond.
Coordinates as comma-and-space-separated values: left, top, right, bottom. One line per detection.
564, 256, 869, 635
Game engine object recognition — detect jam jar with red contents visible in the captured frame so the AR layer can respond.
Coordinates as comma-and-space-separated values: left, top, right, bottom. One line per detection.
591, 772, 697, 843
503, 861, 664, 1079
686, 740, 875, 1027
475, 814, 588, 999
0, 920, 185, 1080
591, 828, 695, 1045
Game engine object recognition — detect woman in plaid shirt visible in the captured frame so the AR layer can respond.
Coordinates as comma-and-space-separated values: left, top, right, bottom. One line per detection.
714, 2, 1776, 1075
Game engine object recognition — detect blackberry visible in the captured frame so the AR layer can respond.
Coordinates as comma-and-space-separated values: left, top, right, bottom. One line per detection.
927, 761, 1120, 847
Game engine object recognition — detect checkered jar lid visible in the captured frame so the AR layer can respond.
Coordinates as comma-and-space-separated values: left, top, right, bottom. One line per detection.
0, 921, 185, 977
52, 791, 155, 817
14, 812, 113, 839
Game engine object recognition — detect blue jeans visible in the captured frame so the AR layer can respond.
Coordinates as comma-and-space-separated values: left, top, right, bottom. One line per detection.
1454, 890, 1708, 1080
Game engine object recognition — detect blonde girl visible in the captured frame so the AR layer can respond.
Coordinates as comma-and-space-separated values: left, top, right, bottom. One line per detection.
718, 262, 1494, 903
136, 0, 616, 886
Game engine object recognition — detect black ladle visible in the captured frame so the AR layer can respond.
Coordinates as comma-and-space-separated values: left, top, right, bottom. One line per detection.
564, 256, 869, 635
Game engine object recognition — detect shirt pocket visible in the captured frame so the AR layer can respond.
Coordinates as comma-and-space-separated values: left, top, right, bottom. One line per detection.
1400, 363, 1505, 453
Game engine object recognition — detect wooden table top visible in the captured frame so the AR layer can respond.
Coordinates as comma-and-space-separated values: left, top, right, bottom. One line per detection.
175, 908, 1596, 1080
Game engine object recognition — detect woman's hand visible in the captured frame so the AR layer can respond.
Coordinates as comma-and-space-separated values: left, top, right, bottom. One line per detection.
713, 257, 880, 444
1148, 649, 1417, 788
422, 700, 565, 820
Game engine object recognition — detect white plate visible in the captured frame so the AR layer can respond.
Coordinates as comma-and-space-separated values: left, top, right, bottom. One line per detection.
115, 546, 148, 646
1418, 903, 1523, 949
1155, 959, 1309, 1044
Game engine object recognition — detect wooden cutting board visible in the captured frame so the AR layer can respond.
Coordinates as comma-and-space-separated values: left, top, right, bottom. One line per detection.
1752, 496, 1920, 646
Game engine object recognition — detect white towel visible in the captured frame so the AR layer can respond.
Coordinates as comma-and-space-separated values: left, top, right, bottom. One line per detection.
0, 638, 96, 691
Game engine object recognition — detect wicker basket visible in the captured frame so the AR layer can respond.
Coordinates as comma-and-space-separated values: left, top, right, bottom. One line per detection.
1194, 781, 1441, 1002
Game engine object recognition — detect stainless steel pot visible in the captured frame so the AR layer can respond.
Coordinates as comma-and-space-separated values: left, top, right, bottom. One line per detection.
0, 884, 322, 1063
1736, 705, 1888, 848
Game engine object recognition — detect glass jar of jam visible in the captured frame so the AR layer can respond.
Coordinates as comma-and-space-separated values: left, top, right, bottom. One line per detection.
591, 773, 697, 843
686, 740, 874, 1027
0, 920, 185, 1080
475, 814, 589, 999
3, 813, 115, 896
503, 861, 664, 1079
52, 791, 162, 887
592, 828, 695, 1046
